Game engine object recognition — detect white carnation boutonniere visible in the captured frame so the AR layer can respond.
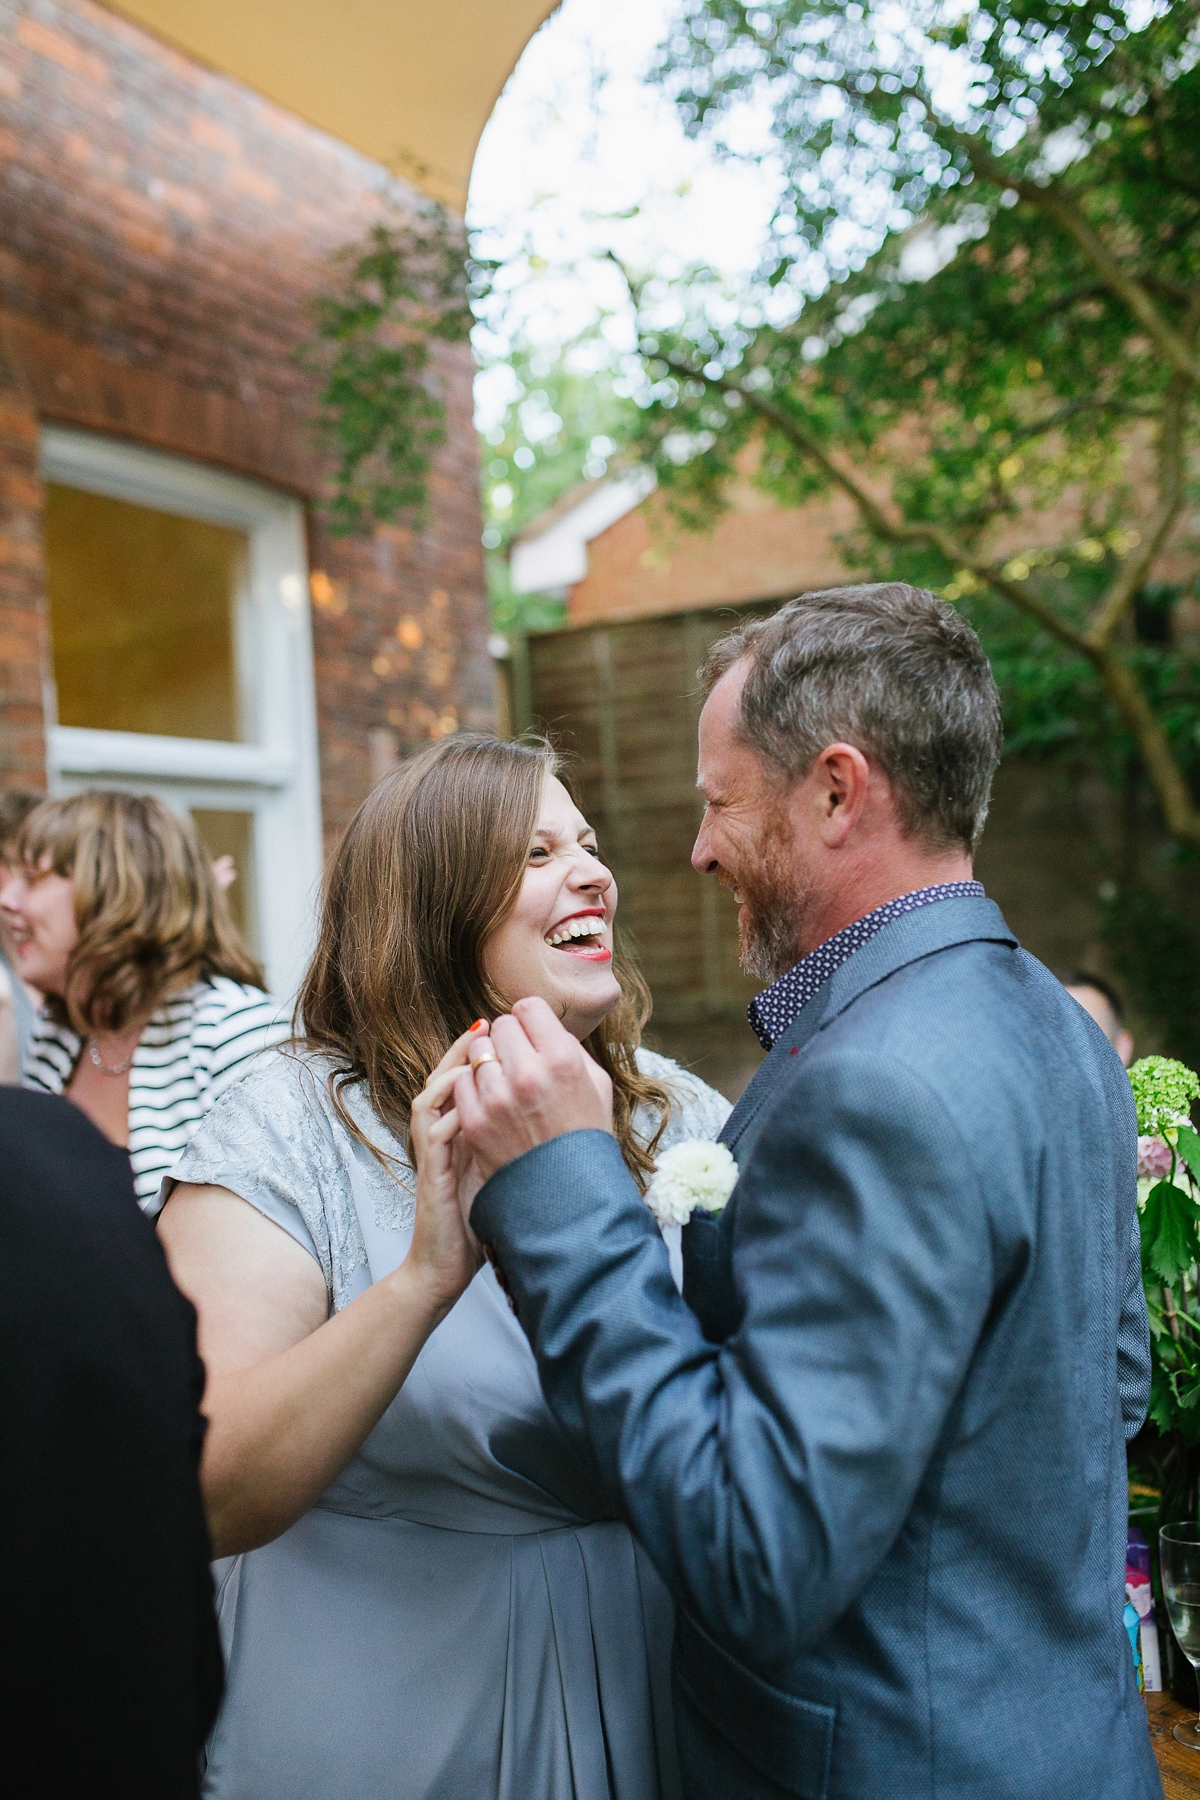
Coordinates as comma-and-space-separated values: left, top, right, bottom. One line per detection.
644, 1139, 739, 1228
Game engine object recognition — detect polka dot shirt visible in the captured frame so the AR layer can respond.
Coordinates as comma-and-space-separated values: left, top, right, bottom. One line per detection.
747, 882, 986, 1051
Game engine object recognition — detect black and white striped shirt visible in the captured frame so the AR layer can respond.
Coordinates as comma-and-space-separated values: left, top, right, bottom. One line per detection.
23, 976, 291, 1210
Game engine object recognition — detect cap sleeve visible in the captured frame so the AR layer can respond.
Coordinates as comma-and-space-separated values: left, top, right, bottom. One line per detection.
158, 1050, 368, 1303
634, 1047, 733, 1153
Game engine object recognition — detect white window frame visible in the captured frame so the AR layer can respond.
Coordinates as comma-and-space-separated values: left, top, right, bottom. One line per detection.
40, 426, 324, 1001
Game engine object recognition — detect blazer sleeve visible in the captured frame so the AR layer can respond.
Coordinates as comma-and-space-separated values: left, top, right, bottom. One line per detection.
1117, 1212, 1151, 1440
471, 1047, 994, 1675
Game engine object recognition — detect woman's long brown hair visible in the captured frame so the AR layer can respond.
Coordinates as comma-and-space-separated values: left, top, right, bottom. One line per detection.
21, 790, 264, 1035
296, 735, 672, 1187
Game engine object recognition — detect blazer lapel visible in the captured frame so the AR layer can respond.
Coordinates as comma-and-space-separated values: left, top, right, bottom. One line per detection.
719, 900, 1014, 1156
684, 896, 1018, 1341
689, 989, 832, 1338
719, 983, 832, 1155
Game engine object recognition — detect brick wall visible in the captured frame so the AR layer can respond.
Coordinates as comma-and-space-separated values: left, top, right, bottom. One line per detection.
567, 476, 861, 627
567, 446, 1199, 635
0, 384, 45, 787
0, 0, 493, 844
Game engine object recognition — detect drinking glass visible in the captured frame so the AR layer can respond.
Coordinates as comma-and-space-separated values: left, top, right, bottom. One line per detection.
1160, 1522, 1200, 1746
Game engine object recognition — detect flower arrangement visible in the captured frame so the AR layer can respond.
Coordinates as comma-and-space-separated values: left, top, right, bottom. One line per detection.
644, 1140, 739, 1228
1129, 1057, 1200, 1440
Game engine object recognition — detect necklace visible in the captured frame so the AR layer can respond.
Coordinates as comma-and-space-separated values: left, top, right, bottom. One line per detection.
88, 1041, 135, 1077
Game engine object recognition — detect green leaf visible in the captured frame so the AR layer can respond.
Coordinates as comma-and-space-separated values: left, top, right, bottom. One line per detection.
1150, 1377, 1181, 1435
1150, 1398, 1173, 1433
1176, 1127, 1200, 1178
1141, 1179, 1200, 1283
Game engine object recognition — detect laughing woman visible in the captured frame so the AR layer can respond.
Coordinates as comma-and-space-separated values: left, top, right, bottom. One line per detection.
2, 791, 285, 1198
157, 736, 730, 1800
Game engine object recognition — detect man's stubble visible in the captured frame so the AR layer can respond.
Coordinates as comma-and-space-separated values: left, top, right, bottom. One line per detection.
732, 805, 817, 983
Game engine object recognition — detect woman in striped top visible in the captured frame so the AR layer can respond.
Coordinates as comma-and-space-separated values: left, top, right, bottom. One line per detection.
0, 790, 288, 1207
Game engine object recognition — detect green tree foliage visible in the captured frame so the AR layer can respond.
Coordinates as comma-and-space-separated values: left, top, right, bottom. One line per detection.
618, 0, 1200, 866
479, 335, 639, 633
302, 206, 487, 536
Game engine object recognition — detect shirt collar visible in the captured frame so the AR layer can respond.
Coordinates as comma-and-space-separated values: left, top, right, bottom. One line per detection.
747, 881, 986, 1050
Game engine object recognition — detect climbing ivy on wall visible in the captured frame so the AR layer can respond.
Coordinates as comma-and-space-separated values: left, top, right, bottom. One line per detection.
302, 204, 490, 537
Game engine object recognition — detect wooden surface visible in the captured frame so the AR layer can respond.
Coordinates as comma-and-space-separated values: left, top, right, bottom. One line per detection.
1147, 1693, 1200, 1795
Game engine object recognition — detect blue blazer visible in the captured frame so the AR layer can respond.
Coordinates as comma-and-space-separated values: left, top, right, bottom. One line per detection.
473, 897, 1162, 1799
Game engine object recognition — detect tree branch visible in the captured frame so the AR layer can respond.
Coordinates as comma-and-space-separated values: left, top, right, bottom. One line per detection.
1146, 275, 1197, 306
952, 134, 1200, 387
1092, 644, 1200, 846
1084, 379, 1187, 646
656, 350, 1088, 652
1007, 395, 1161, 449
652, 348, 1200, 848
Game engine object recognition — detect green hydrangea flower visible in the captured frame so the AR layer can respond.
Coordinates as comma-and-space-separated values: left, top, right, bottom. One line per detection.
1129, 1055, 1200, 1140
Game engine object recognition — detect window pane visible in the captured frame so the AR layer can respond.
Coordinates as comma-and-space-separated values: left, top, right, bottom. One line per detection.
45, 483, 249, 741
190, 808, 258, 954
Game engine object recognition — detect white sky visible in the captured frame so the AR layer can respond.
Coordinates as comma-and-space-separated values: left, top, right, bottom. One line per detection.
465, 0, 1169, 434
466, 0, 781, 423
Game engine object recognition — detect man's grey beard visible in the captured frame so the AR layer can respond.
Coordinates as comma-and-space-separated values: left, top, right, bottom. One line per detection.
734, 836, 812, 982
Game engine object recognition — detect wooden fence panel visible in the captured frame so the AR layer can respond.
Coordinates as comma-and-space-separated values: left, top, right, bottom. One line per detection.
517, 603, 777, 1026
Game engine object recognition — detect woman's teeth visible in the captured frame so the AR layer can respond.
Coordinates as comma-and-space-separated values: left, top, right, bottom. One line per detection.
545, 917, 604, 948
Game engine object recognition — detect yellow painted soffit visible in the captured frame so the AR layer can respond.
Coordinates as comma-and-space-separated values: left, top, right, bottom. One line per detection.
102, 0, 560, 209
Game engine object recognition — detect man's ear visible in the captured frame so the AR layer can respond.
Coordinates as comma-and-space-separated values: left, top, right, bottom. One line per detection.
812, 743, 873, 847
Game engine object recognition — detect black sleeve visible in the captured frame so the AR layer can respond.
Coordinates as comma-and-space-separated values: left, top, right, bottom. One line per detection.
0, 1091, 222, 1799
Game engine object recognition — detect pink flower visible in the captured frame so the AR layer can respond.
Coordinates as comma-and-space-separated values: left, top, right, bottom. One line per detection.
1138, 1136, 1175, 1182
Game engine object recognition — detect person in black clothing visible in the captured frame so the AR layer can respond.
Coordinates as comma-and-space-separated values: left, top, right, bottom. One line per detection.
0, 1088, 222, 1797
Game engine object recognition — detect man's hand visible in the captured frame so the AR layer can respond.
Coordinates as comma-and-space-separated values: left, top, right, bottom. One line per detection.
453, 997, 614, 1191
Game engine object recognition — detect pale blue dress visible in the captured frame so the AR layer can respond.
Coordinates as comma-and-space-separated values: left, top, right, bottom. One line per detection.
163, 1045, 731, 1800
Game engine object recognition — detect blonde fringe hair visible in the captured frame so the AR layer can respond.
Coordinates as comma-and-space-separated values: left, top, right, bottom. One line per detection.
296, 735, 673, 1190
20, 790, 264, 1036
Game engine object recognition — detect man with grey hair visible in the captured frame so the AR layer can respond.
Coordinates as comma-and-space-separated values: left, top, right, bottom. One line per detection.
448, 583, 1159, 1799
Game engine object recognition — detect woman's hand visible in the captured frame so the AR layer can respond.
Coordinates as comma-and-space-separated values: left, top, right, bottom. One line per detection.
409, 1028, 488, 1312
